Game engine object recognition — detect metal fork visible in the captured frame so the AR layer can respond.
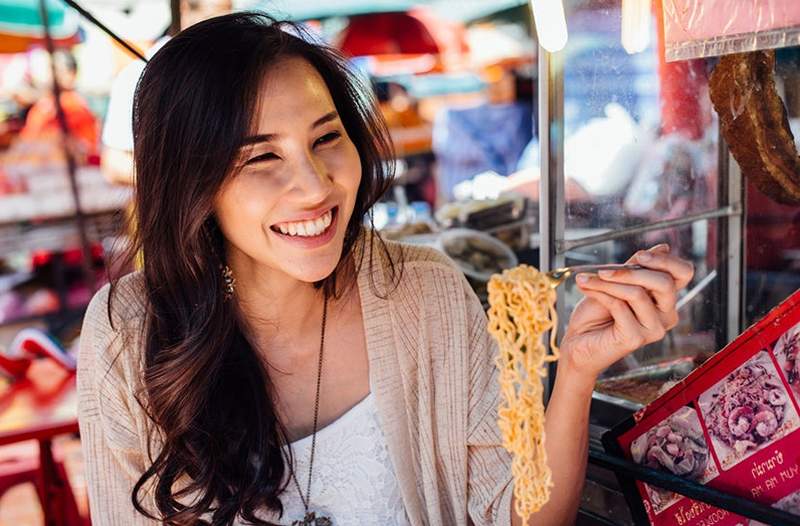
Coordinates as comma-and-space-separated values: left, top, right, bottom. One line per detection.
546, 264, 644, 287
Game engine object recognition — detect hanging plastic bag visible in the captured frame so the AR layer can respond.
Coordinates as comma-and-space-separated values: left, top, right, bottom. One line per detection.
663, 0, 800, 62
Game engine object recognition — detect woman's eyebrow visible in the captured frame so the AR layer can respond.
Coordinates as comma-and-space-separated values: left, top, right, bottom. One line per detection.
241, 133, 276, 146
241, 111, 339, 146
311, 111, 339, 129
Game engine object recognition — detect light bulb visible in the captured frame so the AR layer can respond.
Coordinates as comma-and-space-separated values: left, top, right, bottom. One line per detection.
621, 0, 651, 54
529, 0, 568, 53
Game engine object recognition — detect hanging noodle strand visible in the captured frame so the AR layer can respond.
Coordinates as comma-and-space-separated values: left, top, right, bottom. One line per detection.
487, 265, 560, 522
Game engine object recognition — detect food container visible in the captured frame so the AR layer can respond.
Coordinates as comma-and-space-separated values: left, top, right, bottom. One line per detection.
437, 228, 518, 282
604, 289, 800, 525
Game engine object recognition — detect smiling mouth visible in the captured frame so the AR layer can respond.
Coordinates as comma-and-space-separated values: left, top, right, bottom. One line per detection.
270, 206, 337, 238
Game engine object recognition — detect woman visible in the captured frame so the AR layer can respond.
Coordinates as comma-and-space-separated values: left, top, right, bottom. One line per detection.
19, 50, 99, 159
77, 12, 694, 526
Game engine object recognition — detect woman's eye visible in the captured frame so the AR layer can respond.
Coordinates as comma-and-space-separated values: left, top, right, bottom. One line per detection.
245, 152, 280, 165
314, 131, 341, 147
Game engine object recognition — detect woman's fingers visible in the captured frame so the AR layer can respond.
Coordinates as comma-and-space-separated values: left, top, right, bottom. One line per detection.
563, 244, 692, 375
579, 289, 646, 353
577, 275, 667, 343
629, 245, 695, 289
596, 267, 679, 326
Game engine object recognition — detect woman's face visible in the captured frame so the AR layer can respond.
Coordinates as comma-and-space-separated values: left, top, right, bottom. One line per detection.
214, 57, 363, 284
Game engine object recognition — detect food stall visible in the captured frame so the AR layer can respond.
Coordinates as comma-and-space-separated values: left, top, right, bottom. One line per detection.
0, 1, 130, 339
0, 7, 127, 342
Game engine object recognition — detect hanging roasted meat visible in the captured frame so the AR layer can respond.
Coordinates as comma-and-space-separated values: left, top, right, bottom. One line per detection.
709, 50, 800, 205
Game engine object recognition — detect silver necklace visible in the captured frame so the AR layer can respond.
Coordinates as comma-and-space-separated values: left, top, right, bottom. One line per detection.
288, 294, 331, 526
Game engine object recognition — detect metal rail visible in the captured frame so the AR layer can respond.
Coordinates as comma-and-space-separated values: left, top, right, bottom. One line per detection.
557, 205, 742, 253
589, 449, 800, 525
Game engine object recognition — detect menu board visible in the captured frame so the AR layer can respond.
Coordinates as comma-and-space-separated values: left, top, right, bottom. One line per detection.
605, 289, 800, 525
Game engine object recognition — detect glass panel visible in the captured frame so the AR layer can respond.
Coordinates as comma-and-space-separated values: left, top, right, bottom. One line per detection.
744, 47, 800, 325
556, 220, 723, 407
559, 0, 720, 234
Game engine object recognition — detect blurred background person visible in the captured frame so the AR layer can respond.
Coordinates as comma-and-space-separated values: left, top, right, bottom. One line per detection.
19, 50, 99, 162
431, 65, 534, 202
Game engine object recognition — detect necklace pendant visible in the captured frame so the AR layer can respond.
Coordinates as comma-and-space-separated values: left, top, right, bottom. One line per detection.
292, 511, 332, 526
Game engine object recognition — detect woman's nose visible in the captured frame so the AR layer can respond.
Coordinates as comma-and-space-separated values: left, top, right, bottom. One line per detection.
291, 152, 333, 202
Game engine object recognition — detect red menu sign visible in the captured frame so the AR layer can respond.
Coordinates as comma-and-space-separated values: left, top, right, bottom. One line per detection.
663, 0, 800, 62
606, 289, 800, 525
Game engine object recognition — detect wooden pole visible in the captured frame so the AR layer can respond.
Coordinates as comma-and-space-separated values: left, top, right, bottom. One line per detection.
38, 0, 96, 294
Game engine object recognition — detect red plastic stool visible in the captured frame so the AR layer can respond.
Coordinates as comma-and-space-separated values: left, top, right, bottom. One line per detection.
0, 444, 85, 526
0, 454, 39, 496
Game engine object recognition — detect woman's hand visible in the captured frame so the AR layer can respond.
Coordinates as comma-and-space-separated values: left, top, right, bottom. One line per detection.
558, 244, 695, 383
525, 245, 692, 526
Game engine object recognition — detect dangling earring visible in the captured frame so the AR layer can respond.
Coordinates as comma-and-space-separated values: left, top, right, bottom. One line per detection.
221, 264, 236, 299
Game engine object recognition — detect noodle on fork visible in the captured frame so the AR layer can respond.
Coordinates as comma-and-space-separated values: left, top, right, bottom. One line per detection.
487, 265, 560, 521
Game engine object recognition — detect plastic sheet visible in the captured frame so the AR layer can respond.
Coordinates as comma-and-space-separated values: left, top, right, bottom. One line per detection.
663, 0, 800, 62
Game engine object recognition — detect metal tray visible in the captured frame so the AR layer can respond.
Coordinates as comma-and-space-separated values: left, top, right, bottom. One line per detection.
593, 357, 697, 410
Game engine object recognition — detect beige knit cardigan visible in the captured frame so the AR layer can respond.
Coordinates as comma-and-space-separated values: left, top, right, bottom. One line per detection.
77, 237, 515, 525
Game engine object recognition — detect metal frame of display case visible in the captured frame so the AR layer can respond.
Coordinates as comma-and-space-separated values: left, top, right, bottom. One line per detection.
536, 23, 754, 524
538, 47, 567, 401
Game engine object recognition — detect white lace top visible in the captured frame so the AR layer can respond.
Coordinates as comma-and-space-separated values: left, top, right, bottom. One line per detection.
274, 393, 410, 526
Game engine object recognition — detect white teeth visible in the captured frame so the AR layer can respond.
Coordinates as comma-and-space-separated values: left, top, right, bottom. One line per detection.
275, 210, 334, 237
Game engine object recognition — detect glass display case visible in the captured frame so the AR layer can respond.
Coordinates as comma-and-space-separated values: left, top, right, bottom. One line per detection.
540, 0, 741, 413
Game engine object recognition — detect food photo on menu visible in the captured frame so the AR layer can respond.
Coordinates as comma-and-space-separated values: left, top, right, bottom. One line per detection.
630, 405, 718, 514
698, 351, 799, 470
774, 322, 800, 397
750, 489, 800, 525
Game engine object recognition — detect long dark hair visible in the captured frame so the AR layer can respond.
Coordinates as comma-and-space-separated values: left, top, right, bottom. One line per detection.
113, 12, 397, 525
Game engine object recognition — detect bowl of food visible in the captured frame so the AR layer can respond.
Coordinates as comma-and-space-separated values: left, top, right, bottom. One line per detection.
438, 228, 517, 282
